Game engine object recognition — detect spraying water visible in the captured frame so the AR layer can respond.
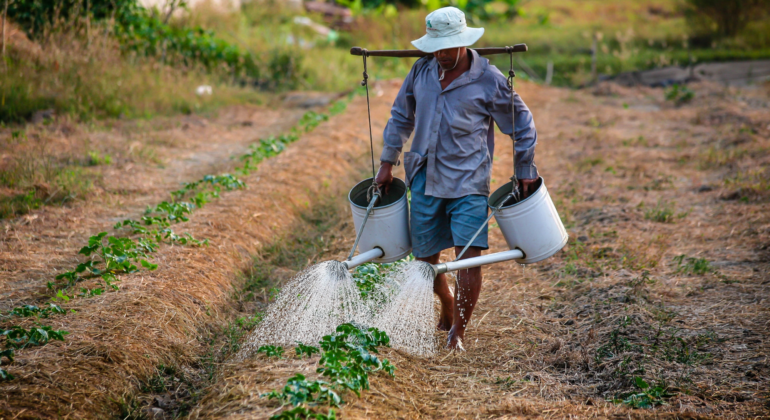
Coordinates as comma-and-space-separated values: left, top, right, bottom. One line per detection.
372, 261, 438, 357
239, 261, 369, 359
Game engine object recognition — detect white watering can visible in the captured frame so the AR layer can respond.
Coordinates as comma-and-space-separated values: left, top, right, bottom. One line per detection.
343, 44, 568, 272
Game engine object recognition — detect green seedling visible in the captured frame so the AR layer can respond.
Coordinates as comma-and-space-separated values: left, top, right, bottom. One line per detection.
614, 377, 672, 408
4, 304, 65, 319
266, 325, 394, 418
664, 84, 694, 105
644, 201, 677, 223
265, 373, 341, 407
257, 345, 284, 358
296, 343, 320, 358
2, 325, 69, 350
270, 406, 336, 420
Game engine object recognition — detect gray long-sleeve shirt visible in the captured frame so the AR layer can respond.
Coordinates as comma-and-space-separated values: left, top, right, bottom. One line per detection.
381, 48, 538, 199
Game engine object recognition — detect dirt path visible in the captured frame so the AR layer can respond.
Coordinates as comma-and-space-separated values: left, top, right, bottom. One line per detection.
187, 81, 770, 419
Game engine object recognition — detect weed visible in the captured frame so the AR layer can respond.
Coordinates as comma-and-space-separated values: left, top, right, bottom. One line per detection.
644, 201, 676, 223
142, 364, 181, 393
673, 255, 712, 275
595, 316, 640, 364
87, 151, 112, 166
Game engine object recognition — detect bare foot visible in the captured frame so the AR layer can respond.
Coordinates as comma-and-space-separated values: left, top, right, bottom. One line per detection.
446, 328, 466, 351
437, 305, 453, 331
437, 317, 452, 331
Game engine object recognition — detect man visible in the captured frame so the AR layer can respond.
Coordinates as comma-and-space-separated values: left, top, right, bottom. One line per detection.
375, 7, 538, 350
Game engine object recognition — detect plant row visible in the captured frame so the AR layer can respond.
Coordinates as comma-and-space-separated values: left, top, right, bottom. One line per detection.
0, 99, 352, 381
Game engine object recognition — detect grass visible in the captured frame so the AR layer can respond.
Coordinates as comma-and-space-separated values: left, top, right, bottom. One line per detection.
3, 0, 769, 126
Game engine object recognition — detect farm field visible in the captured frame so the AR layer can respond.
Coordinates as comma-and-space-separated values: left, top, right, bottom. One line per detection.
1, 75, 768, 419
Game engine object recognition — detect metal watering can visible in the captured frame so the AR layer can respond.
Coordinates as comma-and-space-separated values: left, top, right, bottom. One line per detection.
343, 44, 568, 273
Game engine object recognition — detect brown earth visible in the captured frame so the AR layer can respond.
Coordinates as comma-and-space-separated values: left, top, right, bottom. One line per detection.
1, 79, 769, 419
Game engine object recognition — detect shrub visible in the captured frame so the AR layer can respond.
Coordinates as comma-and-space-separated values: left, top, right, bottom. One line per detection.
685, 0, 770, 38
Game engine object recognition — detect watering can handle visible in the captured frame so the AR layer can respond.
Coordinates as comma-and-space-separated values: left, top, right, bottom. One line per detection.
347, 193, 380, 261
507, 50, 521, 201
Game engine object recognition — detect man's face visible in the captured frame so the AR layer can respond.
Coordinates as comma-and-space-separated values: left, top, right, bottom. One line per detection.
434, 47, 463, 70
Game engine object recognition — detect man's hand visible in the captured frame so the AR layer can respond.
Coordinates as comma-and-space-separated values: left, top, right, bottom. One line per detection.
375, 162, 394, 194
519, 178, 538, 199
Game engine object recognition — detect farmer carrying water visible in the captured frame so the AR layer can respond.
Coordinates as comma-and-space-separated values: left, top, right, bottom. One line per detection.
376, 7, 538, 350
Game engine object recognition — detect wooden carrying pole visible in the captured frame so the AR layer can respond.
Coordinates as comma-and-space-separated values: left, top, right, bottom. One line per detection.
350, 44, 527, 58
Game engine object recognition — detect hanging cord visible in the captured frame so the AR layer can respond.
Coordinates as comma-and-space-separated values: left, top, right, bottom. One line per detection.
507, 48, 521, 203
361, 51, 379, 194
347, 50, 381, 262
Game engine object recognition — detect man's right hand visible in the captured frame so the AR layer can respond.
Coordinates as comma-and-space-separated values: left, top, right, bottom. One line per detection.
375, 162, 394, 194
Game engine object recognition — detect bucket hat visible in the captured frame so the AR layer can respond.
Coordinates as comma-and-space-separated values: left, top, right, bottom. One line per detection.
411, 7, 484, 53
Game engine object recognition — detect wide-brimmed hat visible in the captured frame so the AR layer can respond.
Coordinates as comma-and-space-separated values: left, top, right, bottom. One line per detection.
411, 7, 484, 53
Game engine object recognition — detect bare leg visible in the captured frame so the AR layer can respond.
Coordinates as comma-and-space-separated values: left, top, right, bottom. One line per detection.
447, 246, 482, 350
416, 252, 453, 331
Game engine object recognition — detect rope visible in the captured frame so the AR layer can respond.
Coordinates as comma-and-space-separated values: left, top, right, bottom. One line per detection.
361, 51, 378, 191
507, 48, 521, 203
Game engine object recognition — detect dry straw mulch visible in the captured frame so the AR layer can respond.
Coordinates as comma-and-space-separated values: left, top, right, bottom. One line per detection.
189, 81, 769, 419
0, 84, 398, 419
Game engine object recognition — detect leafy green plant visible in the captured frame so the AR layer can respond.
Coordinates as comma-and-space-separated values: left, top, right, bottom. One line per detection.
266, 324, 394, 419
2, 325, 69, 350
257, 345, 285, 358
4, 304, 66, 319
673, 255, 712, 275
614, 377, 672, 409
271, 406, 336, 420
296, 343, 321, 358
0, 349, 15, 380
664, 84, 695, 105
352, 255, 413, 298
265, 374, 341, 408
298, 112, 330, 132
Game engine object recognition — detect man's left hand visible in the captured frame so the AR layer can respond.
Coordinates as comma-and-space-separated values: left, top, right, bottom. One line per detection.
519, 178, 538, 199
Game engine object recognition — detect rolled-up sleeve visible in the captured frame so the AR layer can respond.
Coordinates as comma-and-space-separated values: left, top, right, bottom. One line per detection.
381, 62, 418, 165
488, 78, 538, 179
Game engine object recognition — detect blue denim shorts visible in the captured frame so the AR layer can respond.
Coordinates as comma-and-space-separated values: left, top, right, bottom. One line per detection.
409, 166, 489, 258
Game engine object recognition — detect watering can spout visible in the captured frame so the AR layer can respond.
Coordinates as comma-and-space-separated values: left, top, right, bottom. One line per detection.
342, 247, 384, 270
432, 249, 525, 275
